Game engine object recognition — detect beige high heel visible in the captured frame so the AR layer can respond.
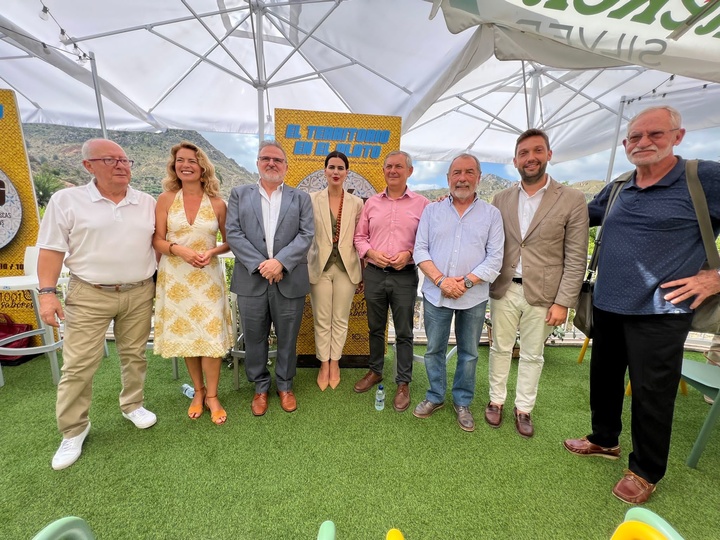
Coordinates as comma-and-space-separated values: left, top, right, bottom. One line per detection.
329, 360, 340, 389
317, 361, 330, 391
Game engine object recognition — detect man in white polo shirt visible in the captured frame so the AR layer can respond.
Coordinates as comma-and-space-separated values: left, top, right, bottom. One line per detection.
37, 138, 157, 470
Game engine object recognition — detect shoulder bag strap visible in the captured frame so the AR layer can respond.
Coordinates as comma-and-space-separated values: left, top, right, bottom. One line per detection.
685, 159, 720, 270
586, 170, 634, 277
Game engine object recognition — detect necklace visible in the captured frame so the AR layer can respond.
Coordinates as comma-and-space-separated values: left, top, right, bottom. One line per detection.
332, 193, 344, 244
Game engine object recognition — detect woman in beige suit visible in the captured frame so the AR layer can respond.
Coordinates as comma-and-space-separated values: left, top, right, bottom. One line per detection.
308, 151, 364, 390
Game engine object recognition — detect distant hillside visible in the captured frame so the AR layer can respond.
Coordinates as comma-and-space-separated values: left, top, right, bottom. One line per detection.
417, 174, 605, 202
22, 124, 257, 198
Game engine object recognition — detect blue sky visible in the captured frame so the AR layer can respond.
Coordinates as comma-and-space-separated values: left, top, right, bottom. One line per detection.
203, 127, 720, 190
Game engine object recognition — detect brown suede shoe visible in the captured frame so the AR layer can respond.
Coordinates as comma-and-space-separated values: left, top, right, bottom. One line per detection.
563, 436, 620, 460
612, 470, 656, 504
393, 383, 410, 412
413, 399, 444, 419
353, 370, 383, 393
454, 404, 475, 432
277, 390, 297, 413
514, 407, 534, 438
251, 393, 268, 416
484, 402, 503, 428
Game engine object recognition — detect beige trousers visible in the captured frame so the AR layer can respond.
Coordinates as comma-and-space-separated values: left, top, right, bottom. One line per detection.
56, 278, 154, 438
489, 282, 553, 413
309, 265, 356, 362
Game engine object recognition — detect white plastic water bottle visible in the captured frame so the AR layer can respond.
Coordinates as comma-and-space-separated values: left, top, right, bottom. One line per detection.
181, 384, 195, 399
375, 384, 385, 411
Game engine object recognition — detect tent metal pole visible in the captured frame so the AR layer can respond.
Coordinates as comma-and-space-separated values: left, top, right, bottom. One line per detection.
255, 4, 265, 142
528, 70, 540, 128
605, 97, 626, 183
89, 52, 108, 139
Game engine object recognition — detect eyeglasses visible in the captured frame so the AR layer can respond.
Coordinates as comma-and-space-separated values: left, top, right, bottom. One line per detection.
258, 156, 286, 164
625, 128, 680, 145
86, 157, 134, 168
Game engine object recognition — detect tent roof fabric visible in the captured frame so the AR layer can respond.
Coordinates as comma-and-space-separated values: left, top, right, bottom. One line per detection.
1, 0, 718, 163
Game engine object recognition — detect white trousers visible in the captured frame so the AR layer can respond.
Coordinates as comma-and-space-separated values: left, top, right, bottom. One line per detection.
489, 282, 552, 413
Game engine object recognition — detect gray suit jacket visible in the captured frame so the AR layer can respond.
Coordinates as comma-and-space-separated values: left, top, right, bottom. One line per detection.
490, 177, 589, 308
227, 183, 314, 298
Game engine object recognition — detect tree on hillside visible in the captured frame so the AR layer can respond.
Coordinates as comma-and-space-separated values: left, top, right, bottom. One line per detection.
33, 165, 64, 207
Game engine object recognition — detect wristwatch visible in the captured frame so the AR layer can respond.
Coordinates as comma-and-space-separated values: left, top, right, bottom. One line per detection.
463, 276, 473, 289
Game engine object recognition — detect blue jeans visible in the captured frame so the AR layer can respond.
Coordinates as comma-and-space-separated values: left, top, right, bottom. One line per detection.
423, 298, 487, 406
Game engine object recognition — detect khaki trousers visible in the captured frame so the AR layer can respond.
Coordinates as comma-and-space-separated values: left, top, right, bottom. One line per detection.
489, 282, 552, 413
56, 278, 154, 438
309, 265, 356, 361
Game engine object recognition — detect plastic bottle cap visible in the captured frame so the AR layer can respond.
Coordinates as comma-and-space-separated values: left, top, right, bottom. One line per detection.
378, 384, 384, 390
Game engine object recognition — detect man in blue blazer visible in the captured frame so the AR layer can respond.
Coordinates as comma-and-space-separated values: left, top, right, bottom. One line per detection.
227, 141, 314, 416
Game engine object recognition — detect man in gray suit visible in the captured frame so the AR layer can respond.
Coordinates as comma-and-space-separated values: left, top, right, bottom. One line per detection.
486, 128, 588, 437
227, 140, 314, 416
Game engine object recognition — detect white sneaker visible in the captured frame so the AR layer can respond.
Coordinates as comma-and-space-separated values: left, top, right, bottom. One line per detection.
52, 422, 91, 471
122, 407, 157, 429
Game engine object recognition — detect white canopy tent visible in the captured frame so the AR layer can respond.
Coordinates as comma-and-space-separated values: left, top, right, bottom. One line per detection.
401, 0, 720, 174
0, 0, 718, 169
0, 0, 480, 137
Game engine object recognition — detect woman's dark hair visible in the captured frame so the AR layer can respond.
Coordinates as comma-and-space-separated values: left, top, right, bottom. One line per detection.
324, 151, 349, 169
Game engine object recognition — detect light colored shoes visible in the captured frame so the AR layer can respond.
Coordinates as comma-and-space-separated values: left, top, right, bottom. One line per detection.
52, 422, 91, 470
122, 407, 157, 429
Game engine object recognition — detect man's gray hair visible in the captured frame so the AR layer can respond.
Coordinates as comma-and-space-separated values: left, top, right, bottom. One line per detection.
447, 153, 481, 175
627, 106, 683, 133
257, 140, 287, 161
384, 150, 413, 169
81, 138, 107, 159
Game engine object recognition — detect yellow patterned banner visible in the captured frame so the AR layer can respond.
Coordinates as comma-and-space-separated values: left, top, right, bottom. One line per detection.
275, 109, 401, 364
0, 90, 41, 341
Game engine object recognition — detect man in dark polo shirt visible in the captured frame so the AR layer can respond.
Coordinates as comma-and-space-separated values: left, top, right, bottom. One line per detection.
564, 106, 720, 504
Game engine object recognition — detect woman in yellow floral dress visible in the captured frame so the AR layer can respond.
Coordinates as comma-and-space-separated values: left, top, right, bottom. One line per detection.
153, 141, 233, 425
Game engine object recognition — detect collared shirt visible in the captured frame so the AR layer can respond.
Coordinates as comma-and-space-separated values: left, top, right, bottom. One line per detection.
37, 180, 156, 284
516, 177, 549, 277
589, 157, 720, 315
415, 196, 505, 309
353, 188, 429, 261
258, 181, 284, 258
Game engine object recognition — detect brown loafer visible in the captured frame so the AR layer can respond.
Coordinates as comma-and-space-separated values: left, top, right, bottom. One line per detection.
393, 383, 410, 412
612, 470, 656, 504
484, 402, 503, 428
563, 436, 620, 460
277, 390, 297, 413
454, 404, 475, 432
413, 399, 444, 419
251, 393, 268, 416
514, 407, 534, 438
353, 370, 383, 393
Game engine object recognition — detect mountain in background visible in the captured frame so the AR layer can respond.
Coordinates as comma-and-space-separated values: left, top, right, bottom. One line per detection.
416, 174, 605, 202
21, 124, 605, 202
22, 124, 257, 198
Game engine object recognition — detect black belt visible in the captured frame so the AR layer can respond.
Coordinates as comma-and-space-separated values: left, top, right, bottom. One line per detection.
367, 262, 416, 273
512, 277, 523, 284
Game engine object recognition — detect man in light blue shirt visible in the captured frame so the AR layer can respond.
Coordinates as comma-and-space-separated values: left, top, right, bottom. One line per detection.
412, 153, 504, 431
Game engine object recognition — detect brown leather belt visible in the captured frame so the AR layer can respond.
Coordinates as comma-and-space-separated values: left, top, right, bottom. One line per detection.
73, 276, 153, 292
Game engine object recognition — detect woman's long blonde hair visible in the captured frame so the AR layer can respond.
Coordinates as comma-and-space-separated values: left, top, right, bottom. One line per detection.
162, 141, 221, 197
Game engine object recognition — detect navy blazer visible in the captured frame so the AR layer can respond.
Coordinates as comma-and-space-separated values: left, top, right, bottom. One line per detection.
226, 183, 314, 298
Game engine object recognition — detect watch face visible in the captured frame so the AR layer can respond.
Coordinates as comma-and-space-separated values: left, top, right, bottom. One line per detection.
464, 277, 473, 288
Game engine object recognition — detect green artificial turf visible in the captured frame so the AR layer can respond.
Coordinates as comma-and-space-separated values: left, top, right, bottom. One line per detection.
1, 344, 718, 539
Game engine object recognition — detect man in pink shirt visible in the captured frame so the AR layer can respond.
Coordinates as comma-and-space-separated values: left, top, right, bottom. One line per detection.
353, 151, 430, 411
